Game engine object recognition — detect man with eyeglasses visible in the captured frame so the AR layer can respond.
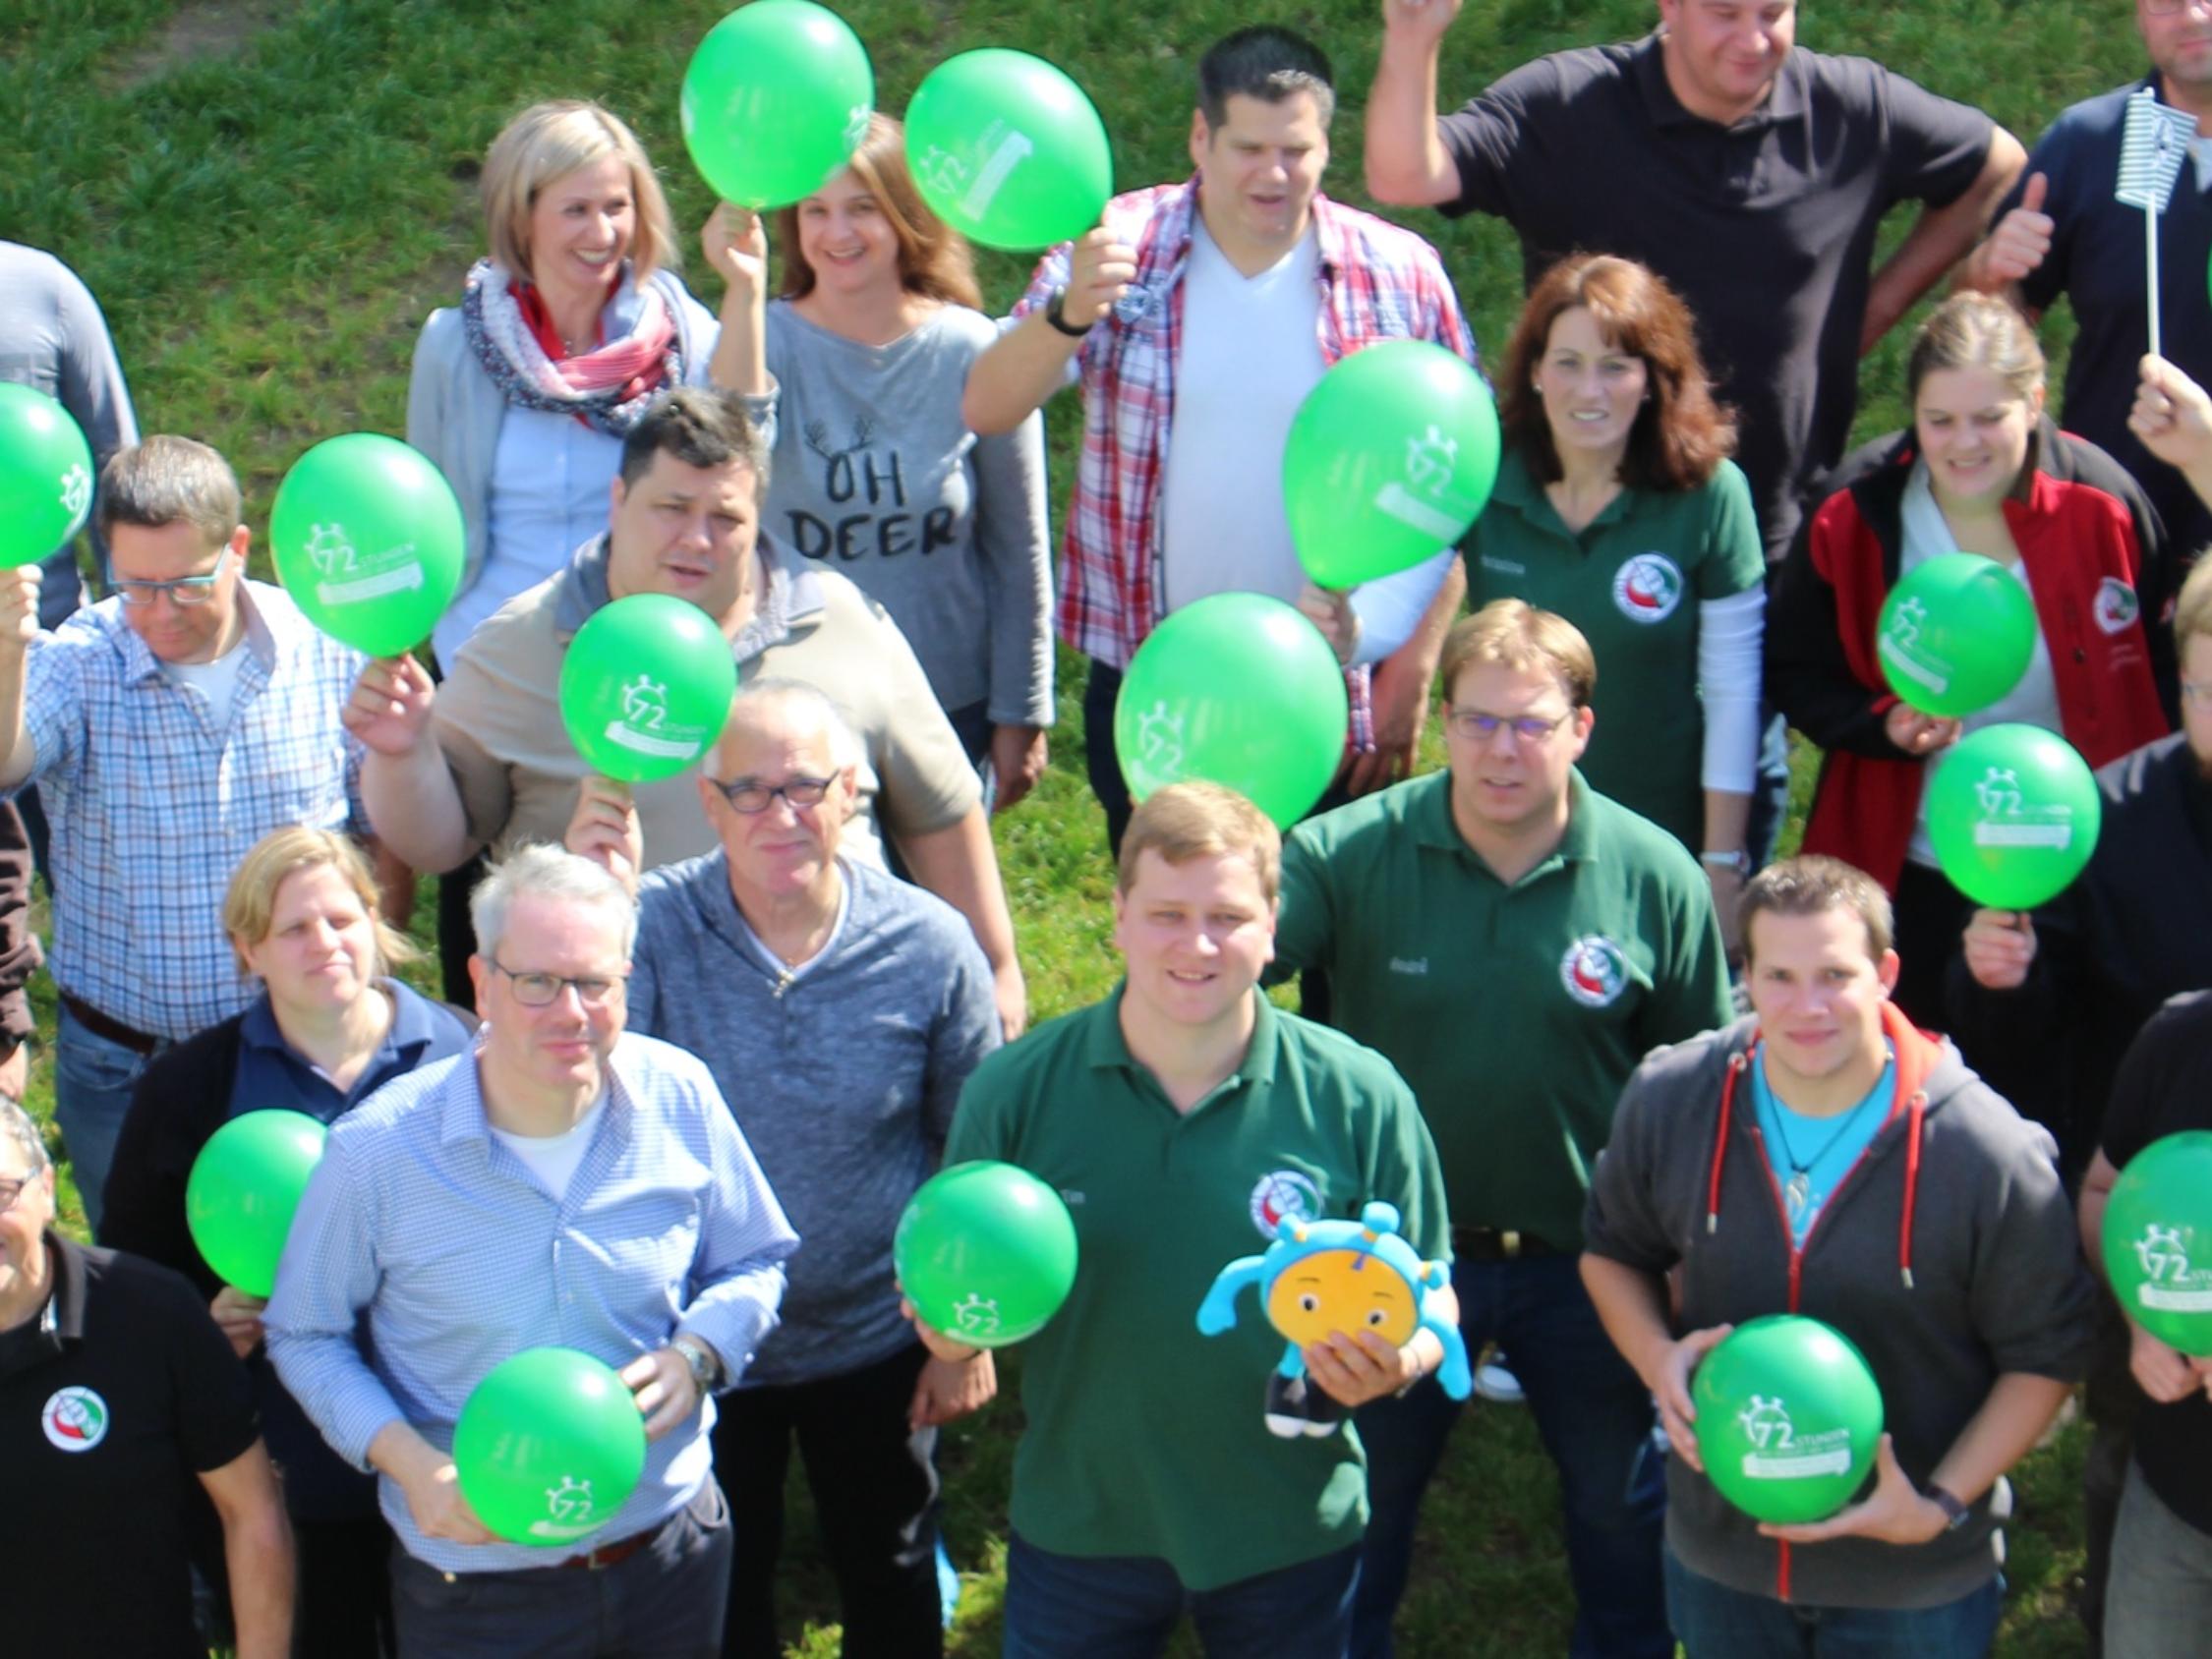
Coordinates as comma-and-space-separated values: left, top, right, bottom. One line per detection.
349, 386, 1027, 1037
265, 842, 796, 1657
0, 1093, 296, 1658
566, 677, 999, 1658
1956, 0, 2212, 563
0, 435, 365, 1230
1270, 600, 1730, 1657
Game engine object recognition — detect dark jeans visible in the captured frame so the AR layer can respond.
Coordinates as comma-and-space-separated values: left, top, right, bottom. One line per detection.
711, 1343, 941, 1659
436, 850, 492, 1004
1746, 707, 1791, 872
389, 1478, 732, 1659
1001, 1532, 1361, 1659
1891, 861, 1974, 1032
1352, 1250, 1668, 1659
297, 1514, 397, 1658
1083, 658, 1137, 855
1663, 1546, 2003, 1658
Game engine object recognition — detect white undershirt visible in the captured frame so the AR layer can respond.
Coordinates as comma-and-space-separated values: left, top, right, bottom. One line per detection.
733, 872, 852, 983
489, 1090, 609, 1202
1898, 460, 2061, 868
1162, 218, 1325, 613
160, 644, 248, 730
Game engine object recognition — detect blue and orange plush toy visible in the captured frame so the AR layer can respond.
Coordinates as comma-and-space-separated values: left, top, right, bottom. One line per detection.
1197, 1201, 1472, 1437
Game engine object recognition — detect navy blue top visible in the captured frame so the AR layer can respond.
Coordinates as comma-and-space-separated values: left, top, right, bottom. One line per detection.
228, 979, 472, 1123
2009, 74, 2212, 556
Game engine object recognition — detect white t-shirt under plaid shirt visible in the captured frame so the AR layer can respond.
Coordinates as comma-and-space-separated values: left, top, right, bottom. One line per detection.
10, 580, 366, 1038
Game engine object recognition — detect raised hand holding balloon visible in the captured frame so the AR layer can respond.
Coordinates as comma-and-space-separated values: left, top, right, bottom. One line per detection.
904, 50, 1113, 250
185, 1110, 328, 1298
0, 384, 94, 569
453, 1346, 650, 1547
1924, 723, 2102, 910
1284, 341, 1499, 589
681, 1, 874, 208
1113, 593, 1348, 828
1196, 1202, 1470, 1438
558, 595, 739, 784
271, 434, 465, 657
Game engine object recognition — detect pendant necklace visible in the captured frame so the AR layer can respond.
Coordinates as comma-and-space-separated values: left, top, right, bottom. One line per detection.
1763, 1066, 1878, 1225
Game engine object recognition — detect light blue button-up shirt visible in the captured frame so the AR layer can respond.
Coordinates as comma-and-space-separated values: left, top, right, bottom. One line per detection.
265, 1031, 796, 1573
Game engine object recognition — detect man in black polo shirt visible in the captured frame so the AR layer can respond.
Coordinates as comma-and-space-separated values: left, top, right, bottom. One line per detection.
2080, 990, 2212, 1658
1956, 1, 2212, 559
0, 1096, 292, 1656
1366, 0, 2021, 563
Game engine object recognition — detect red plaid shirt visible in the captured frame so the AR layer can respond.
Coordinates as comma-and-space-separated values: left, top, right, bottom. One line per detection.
1016, 179, 1479, 745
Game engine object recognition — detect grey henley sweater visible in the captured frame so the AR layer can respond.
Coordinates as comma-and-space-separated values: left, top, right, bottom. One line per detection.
628, 853, 1000, 1385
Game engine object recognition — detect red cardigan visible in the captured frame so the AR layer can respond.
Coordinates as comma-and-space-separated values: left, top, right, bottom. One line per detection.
1769, 423, 2173, 891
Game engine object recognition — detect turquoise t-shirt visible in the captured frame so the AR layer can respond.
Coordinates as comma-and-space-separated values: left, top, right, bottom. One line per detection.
1752, 1046, 1895, 1246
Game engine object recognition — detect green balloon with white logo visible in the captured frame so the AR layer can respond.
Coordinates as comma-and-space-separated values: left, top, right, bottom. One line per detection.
454, 1347, 649, 1547
1692, 1315, 1885, 1525
558, 595, 739, 783
1924, 723, 2102, 910
269, 433, 465, 657
1875, 553, 2036, 718
2102, 1131, 2212, 1355
0, 383, 95, 569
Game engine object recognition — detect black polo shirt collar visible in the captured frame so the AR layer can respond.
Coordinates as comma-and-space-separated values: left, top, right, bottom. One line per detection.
1635, 29, 1807, 133
0, 1231, 84, 1381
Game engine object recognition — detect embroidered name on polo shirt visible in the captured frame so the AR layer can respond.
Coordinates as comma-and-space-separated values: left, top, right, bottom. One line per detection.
1388, 957, 1429, 975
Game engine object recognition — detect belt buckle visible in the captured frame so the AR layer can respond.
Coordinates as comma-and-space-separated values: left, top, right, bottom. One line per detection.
1499, 1230, 1523, 1259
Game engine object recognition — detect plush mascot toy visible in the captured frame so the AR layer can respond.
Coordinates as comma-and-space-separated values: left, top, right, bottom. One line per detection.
1196, 1201, 1472, 1437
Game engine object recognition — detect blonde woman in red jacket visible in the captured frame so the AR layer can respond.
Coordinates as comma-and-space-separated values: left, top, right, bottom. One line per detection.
1769, 293, 2175, 1027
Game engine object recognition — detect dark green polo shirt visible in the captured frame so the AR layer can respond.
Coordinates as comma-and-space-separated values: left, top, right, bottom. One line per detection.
1275, 770, 1730, 1247
1465, 450, 1765, 849
944, 990, 1448, 1590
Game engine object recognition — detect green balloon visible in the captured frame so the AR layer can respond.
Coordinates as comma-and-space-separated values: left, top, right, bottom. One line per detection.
1692, 1315, 1886, 1525
1876, 553, 2036, 718
269, 433, 464, 657
1284, 341, 1500, 590
1924, 723, 2102, 910
453, 1346, 650, 1547
558, 595, 739, 783
894, 1160, 1078, 1348
0, 383, 95, 569
1114, 593, 1349, 828
680, 0, 874, 208
185, 1110, 328, 1298
2103, 1131, 2212, 1355
903, 50, 1113, 251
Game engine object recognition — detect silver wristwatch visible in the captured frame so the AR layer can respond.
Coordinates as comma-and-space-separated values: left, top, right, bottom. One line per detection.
670, 1335, 724, 1393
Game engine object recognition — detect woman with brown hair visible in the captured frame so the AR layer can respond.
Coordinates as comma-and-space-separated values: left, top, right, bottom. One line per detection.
709, 114, 1053, 810
1466, 254, 1766, 918
1769, 291, 2173, 1024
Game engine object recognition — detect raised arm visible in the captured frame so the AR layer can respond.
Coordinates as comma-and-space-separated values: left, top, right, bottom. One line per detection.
350, 655, 479, 873
0, 566, 42, 789
701, 203, 771, 397
1366, 0, 1469, 205
961, 229, 1135, 435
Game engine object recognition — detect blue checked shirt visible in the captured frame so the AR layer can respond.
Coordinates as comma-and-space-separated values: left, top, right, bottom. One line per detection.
12, 581, 366, 1038
263, 1032, 797, 1573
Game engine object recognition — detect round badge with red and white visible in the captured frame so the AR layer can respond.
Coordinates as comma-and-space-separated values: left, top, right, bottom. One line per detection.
41, 1385, 110, 1452
1612, 553, 1684, 624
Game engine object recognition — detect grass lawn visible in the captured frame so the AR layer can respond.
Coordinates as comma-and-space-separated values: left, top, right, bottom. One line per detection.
1, 0, 2139, 1651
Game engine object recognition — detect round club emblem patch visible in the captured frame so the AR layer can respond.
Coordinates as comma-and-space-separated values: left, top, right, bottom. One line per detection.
1612, 553, 1684, 624
2094, 577, 2140, 636
1249, 1170, 1323, 1237
1560, 936, 1631, 1008
41, 1386, 109, 1452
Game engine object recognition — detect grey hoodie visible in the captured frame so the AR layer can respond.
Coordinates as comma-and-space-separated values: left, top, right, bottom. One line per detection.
1584, 1005, 2097, 1611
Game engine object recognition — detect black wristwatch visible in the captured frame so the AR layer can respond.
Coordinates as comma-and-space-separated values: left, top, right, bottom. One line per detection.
1043, 285, 1093, 339
1924, 1482, 1971, 1532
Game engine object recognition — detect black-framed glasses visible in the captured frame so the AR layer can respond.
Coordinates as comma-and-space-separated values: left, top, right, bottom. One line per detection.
705, 774, 836, 815
488, 958, 628, 1007
1444, 707, 1573, 744
113, 568, 227, 608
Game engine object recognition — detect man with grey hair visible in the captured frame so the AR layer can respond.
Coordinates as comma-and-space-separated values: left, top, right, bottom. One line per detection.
0, 1094, 296, 1657
566, 678, 999, 1658
0, 434, 366, 1229
265, 843, 797, 1657
349, 385, 1029, 1038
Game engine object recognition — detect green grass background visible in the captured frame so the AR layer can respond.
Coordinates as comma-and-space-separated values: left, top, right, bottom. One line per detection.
1, 0, 2136, 1651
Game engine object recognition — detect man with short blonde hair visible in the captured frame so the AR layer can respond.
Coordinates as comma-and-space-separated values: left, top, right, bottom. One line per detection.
1115, 777, 1282, 902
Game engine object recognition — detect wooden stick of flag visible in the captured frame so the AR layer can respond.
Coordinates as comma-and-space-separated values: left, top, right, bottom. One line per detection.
2117, 88, 2194, 359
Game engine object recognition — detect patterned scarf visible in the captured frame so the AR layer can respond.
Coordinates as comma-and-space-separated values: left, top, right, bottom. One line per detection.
460, 258, 684, 436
